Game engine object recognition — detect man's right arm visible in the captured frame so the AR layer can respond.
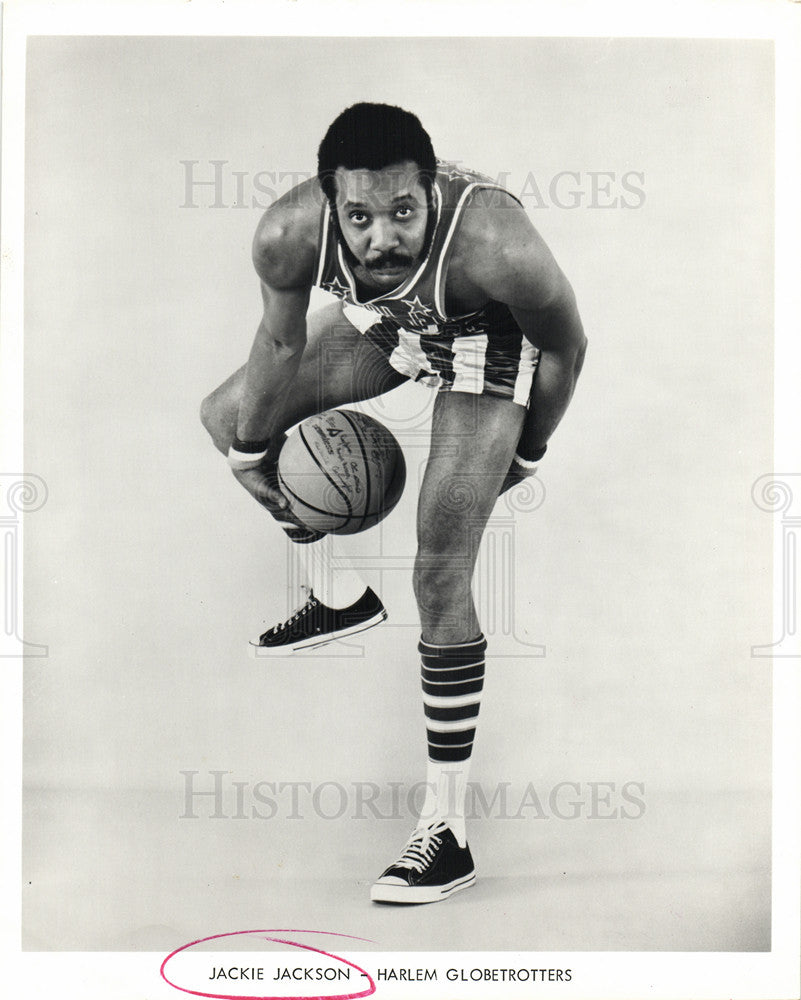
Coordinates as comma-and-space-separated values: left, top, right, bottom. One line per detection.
234, 281, 311, 446
228, 189, 318, 513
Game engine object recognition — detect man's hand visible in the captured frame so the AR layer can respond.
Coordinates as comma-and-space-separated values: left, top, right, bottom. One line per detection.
232, 464, 286, 514
231, 465, 309, 531
228, 434, 306, 529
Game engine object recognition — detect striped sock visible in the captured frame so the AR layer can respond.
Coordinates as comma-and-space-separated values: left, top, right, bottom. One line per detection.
419, 634, 487, 846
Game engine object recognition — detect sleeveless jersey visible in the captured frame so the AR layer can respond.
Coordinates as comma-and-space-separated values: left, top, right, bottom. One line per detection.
313, 160, 526, 342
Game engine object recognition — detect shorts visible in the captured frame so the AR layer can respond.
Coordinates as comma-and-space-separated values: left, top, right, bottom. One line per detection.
343, 303, 539, 407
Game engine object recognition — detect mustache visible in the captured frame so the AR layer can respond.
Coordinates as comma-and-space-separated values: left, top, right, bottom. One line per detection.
365, 252, 413, 270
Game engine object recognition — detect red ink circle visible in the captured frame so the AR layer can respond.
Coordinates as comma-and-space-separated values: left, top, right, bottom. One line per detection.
160, 928, 377, 1000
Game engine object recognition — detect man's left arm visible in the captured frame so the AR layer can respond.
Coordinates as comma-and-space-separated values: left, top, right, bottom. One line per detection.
462, 191, 588, 465
509, 283, 587, 465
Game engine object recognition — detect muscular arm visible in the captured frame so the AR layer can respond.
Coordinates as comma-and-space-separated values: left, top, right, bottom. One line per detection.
229, 183, 319, 515
236, 283, 311, 443
235, 190, 317, 444
459, 191, 587, 459
509, 281, 587, 459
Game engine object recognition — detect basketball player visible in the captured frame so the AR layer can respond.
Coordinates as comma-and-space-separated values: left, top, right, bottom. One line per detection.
201, 104, 586, 903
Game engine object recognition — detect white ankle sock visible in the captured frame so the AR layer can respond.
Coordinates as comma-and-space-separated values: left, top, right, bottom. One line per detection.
419, 760, 471, 847
298, 536, 367, 609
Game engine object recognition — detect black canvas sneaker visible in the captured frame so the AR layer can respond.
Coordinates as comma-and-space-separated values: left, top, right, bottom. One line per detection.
253, 586, 386, 653
370, 821, 476, 904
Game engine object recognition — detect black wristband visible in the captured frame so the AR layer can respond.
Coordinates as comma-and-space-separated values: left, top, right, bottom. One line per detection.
517, 443, 547, 463
232, 435, 271, 454
228, 435, 273, 471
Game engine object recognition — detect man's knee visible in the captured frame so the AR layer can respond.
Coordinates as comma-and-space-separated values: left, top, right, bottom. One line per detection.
199, 365, 246, 453
413, 552, 472, 616
200, 390, 229, 454
199, 392, 213, 432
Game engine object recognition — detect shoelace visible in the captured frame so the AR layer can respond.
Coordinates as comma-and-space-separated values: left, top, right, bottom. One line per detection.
393, 822, 447, 873
268, 586, 319, 635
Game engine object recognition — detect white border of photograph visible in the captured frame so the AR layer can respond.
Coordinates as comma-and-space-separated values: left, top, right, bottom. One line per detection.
1, 2, 799, 998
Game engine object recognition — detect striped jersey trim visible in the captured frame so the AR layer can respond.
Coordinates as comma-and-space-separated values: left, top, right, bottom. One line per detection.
314, 203, 331, 287
451, 333, 489, 395
512, 338, 540, 407
433, 181, 514, 322
392, 328, 432, 377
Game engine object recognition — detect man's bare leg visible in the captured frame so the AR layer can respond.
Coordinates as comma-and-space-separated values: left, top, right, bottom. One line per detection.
414, 392, 526, 642
372, 391, 525, 903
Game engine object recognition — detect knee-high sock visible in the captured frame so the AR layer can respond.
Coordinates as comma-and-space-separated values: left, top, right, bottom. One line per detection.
418, 634, 487, 847
291, 534, 367, 609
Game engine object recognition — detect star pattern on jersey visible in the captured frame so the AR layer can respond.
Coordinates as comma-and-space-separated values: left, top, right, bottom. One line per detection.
399, 295, 437, 329
321, 276, 351, 300
444, 163, 481, 183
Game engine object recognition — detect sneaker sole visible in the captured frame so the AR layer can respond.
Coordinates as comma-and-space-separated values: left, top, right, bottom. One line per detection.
251, 609, 387, 655
370, 871, 476, 904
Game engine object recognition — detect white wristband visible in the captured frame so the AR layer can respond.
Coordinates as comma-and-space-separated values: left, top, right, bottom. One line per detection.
513, 452, 541, 471
227, 443, 269, 471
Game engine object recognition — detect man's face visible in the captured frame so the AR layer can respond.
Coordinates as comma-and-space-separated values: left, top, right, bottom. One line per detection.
333, 160, 429, 291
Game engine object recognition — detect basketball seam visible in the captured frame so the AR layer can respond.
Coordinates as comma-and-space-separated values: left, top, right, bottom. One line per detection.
276, 468, 350, 529
338, 409, 373, 533
298, 423, 353, 517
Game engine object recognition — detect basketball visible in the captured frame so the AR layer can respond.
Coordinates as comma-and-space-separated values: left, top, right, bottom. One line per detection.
276, 409, 406, 535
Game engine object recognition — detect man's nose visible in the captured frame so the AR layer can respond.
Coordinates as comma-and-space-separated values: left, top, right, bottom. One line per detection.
370, 219, 400, 253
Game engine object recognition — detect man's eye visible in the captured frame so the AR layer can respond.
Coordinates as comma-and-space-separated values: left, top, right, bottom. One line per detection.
349, 212, 368, 224
395, 206, 413, 218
